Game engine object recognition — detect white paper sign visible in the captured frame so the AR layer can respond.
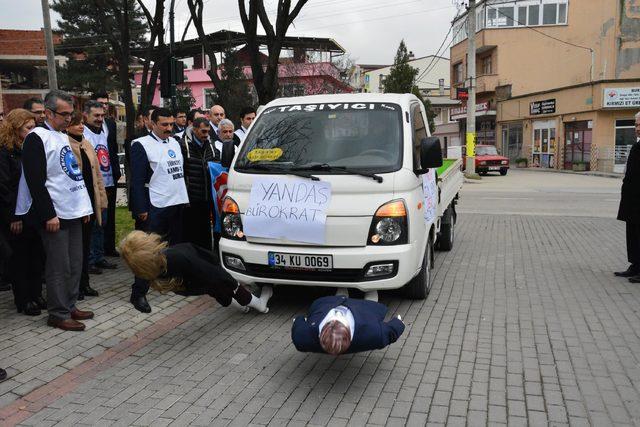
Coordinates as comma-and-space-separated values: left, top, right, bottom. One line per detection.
243, 177, 332, 244
422, 169, 437, 224
603, 87, 640, 108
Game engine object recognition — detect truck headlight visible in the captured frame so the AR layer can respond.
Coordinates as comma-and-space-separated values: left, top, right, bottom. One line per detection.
221, 197, 245, 241
480, 161, 487, 165
368, 200, 408, 246
501, 160, 508, 165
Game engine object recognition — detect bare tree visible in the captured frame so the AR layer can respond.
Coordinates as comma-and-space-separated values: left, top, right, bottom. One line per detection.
136, 0, 166, 111
186, 0, 224, 102
238, 0, 309, 105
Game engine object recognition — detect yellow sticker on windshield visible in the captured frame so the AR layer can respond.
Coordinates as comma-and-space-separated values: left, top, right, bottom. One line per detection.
247, 148, 283, 162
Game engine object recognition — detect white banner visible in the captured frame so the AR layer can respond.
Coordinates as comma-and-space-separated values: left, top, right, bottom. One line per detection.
603, 87, 640, 108
422, 169, 437, 224
243, 178, 332, 244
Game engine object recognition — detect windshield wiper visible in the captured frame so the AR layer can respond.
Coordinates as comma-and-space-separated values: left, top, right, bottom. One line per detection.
236, 163, 320, 181
292, 163, 383, 183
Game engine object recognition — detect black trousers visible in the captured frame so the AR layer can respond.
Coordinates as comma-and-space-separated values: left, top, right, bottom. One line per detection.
132, 204, 184, 297
80, 217, 95, 289
103, 186, 117, 254
182, 201, 213, 251
627, 222, 640, 267
9, 225, 44, 308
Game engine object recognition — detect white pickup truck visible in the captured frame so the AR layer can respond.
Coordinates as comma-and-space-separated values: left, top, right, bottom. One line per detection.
218, 93, 463, 299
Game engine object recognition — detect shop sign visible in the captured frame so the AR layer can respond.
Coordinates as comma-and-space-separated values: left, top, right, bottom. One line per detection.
603, 87, 640, 108
530, 99, 556, 115
450, 102, 490, 119
456, 87, 469, 100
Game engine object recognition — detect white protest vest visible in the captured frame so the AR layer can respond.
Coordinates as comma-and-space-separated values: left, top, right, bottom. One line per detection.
16, 127, 93, 220
83, 125, 114, 187
135, 134, 189, 208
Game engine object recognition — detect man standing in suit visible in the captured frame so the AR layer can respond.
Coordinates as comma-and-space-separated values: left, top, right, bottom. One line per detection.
291, 296, 405, 355
90, 93, 122, 258
616, 111, 640, 283
129, 107, 189, 312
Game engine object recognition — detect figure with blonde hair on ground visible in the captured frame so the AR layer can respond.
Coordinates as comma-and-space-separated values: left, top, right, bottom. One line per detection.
119, 231, 270, 312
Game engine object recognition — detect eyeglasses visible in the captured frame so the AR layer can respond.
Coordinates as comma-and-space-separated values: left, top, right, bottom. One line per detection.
48, 108, 73, 118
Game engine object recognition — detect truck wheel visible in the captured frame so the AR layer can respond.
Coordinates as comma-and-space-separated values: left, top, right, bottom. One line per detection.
438, 214, 455, 252
403, 237, 433, 299
500, 168, 508, 176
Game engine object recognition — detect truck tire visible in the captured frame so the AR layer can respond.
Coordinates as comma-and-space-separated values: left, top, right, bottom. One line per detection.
438, 211, 455, 252
403, 237, 433, 299
500, 168, 508, 176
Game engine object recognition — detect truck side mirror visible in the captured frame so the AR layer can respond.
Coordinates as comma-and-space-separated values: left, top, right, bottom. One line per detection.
418, 137, 443, 172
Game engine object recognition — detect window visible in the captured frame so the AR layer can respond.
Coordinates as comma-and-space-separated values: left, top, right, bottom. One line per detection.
558, 3, 567, 23
453, 63, 464, 84
203, 88, 217, 109
543, 3, 557, 25
518, 6, 527, 26
487, 8, 497, 26
482, 56, 493, 75
235, 103, 404, 173
528, 5, 539, 25
498, 7, 514, 26
278, 83, 305, 97
412, 104, 428, 170
378, 74, 386, 90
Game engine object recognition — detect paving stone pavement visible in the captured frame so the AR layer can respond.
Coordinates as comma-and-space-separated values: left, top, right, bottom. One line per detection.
1, 172, 639, 426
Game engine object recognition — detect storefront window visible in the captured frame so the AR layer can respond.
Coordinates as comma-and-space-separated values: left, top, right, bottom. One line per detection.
533, 120, 556, 168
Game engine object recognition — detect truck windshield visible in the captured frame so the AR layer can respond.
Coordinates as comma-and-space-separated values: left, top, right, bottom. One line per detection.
476, 146, 498, 156
235, 102, 403, 173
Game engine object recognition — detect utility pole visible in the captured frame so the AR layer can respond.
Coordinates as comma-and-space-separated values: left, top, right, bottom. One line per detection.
169, 0, 177, 111
465, 0, 477, 176
41, 0, 58, 90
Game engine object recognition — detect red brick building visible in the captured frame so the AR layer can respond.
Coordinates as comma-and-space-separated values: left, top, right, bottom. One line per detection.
0, 29, 64, 112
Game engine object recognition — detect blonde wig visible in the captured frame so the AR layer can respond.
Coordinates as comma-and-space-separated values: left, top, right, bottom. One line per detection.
119, 231, 184, 293
0, 109, 35, 151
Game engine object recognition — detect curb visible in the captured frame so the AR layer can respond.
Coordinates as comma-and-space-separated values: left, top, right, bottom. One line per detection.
514, 167, 623, 179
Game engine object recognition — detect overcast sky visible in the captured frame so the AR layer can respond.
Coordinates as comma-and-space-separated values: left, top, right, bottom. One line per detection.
1, 0, 460, 64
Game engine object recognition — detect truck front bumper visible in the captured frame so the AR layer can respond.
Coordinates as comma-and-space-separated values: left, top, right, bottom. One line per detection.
219, 239, 421, 291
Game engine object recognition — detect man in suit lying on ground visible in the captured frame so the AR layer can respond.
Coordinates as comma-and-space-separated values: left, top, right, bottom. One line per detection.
291, 295, 405, 355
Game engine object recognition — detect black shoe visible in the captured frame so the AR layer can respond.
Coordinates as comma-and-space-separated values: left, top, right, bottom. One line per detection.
89, 266, 103, 275
0, 368, 7, 382
35, 295, 47, 310
23, 301, 41, 316
95, 260, 117, 270
105, 251, 120, 258
615, 266, 639, 277
629, 275, 640, 284
130, 295, 152, 313
81, 285, 99, 297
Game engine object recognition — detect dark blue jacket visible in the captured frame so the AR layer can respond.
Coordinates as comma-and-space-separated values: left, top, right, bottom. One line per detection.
291, 296, 405, 354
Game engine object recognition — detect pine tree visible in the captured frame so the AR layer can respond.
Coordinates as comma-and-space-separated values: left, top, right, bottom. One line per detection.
383, 40, 418, 94
52, 0, 146, 93
176, 85, 196, 111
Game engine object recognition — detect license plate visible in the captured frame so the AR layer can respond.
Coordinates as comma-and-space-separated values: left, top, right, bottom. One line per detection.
489, 166, 500, 170
268, 252, 333, 270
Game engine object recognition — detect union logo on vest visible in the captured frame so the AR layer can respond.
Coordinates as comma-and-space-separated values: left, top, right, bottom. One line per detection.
168, 149, 177, 158
95, 144, 111, 173
59, 146, 83, 181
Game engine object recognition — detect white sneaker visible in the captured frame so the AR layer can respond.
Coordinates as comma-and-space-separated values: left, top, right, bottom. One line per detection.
335, 288, 349, 297
230, 299, 250, 313
364, 290, 378, 302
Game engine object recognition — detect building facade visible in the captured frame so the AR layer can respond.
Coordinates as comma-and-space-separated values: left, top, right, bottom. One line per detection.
0, 29, 65, 112
450, 0, 640, 172
364, 55, 451, 96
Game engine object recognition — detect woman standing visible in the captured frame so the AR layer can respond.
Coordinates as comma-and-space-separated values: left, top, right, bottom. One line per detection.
0, 109, 45, 315
66, 112, 107, 300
